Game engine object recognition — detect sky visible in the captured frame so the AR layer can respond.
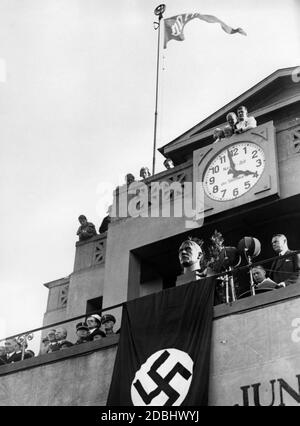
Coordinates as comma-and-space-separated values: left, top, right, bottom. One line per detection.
0, 0, 299, 341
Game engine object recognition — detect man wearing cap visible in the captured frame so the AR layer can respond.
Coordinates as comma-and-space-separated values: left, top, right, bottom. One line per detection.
86, 314, 106, 340
76, 215, 97, 241
92, 330, 106, 341
102, 314, 116, 336
75, 322, 90, 345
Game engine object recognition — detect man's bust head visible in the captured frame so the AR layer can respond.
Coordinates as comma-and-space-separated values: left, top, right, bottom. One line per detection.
179, 237, 204, 272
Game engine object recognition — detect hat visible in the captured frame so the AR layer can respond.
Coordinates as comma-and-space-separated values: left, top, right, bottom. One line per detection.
92, 330, 106, 338
102, 314, 116, 324
76, 322, 89, 331
87, 314, 101, 322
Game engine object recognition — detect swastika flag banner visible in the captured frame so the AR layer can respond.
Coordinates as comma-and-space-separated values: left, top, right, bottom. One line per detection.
164, 13, 246, 49
106, 278, 215, 406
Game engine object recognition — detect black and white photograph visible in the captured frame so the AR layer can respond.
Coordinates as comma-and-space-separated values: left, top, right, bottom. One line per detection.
0, 0, 300, 408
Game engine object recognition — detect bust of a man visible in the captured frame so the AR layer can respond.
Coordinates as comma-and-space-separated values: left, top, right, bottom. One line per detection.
177, 238, 207, 286
179, 238, 203, 273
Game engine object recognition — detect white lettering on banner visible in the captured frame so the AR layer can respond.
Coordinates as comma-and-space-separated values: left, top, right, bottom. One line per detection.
291, 318, 300, 343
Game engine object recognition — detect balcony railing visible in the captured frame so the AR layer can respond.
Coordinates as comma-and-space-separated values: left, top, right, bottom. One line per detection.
1, 251, 300, 367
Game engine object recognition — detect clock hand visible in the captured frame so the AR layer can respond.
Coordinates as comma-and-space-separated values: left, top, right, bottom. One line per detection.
227, 150, 258, 178
227, 149, 239, 178
242, 170, 257, 176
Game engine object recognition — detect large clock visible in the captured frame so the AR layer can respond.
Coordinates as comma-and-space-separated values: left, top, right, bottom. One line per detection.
203, 142, 265, 201
193, 121, 279, 218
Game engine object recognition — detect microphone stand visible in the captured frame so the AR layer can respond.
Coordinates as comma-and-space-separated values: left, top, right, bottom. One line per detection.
244, 249, 256, 296
222, 248, 237, 303
228, 266, 236, 301
224, 273, 229, 304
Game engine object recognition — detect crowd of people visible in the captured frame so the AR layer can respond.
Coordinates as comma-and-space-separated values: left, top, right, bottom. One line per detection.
0, 313, 117, 366
43, 313, 117, 354
0, 339, 35, 365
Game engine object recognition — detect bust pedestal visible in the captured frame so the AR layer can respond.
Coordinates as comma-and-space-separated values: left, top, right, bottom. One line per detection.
176, 270, 203, 286
176, 267, 215, 287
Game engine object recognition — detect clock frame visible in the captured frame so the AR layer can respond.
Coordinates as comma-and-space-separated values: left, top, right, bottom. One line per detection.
193, 121, 279, 217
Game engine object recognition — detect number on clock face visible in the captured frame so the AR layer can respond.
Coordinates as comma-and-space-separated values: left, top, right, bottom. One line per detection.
203, 142, 265, 201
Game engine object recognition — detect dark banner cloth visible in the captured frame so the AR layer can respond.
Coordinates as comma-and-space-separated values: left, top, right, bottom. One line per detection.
107, 278, 215, 406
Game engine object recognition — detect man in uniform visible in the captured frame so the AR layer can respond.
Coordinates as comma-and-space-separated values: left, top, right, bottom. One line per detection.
75, 322, 90, 345
101, 314, 116, 336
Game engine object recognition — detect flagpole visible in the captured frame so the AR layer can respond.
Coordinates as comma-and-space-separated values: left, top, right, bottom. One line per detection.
152, 4, 166, 176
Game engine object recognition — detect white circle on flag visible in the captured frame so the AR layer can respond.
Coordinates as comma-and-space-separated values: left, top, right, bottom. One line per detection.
131, 348, 193, 406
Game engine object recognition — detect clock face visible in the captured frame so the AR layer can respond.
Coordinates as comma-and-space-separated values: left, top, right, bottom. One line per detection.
203, 142, 265, 201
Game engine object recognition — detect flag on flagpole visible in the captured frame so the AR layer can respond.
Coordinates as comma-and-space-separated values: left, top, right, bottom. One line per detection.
164, 13, 247, 48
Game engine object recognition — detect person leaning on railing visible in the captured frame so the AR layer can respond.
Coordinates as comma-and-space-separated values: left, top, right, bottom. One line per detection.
55, 327, 73, 350
252, 265, 277, 290
86, 314, 106, 340
4, 338, 34, 363
75, 322, 90, 345
101, 314, 116, 336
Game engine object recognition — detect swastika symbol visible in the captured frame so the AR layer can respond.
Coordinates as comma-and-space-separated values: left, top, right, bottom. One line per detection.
131, 348, 194, 406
